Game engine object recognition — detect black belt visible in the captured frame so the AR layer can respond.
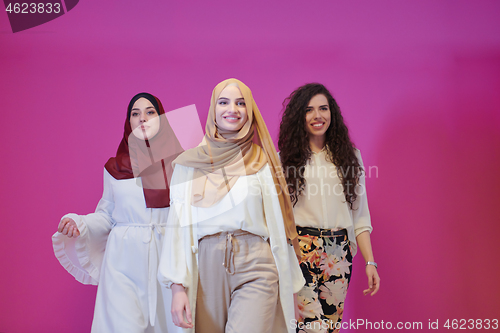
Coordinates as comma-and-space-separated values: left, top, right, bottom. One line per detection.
297, 226, 347, 238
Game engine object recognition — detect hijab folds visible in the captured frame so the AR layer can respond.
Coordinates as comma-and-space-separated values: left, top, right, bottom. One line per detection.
173, 79, 299, 251
105, 93, 184, 208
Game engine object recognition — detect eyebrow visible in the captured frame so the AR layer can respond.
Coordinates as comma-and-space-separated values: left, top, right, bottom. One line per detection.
306, 104, 329, 108
131, 106, 156, 111
218, 97, 245, 101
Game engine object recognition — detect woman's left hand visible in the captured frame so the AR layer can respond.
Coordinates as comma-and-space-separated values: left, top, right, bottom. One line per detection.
363, 264, 380, 296
355, 231, 380, 296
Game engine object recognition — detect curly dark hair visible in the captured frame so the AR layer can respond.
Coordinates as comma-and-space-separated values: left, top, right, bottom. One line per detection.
278, 83, 363, 209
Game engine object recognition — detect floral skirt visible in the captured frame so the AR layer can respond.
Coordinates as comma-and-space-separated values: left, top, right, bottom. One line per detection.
296, 228, 353, 333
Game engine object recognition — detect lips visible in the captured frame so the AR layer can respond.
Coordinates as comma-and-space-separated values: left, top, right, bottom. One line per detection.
223, 115, 241, 123
311, 122, 325, 129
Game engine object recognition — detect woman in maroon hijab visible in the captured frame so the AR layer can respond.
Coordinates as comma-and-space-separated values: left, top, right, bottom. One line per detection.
52, 93, 183, 333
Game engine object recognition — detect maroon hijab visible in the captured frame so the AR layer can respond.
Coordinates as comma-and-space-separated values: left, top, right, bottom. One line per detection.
105, 93, 184, 208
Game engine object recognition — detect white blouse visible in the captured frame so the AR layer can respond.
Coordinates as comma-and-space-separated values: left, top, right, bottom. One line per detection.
192, 173, 269, 240
292, 149, 372, 256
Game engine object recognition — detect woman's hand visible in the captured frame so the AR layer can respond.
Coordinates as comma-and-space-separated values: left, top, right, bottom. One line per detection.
355, 231, 380, 296
363, 264, 380, 296
171, 283, 193, 328
58, 218, 80, 238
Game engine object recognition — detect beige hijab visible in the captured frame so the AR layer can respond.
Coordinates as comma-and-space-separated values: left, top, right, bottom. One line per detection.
173, 78, 299, 250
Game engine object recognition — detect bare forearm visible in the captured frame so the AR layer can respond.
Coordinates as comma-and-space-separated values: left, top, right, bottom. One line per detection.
356, 230, 380, 296
356, 230, 374, 263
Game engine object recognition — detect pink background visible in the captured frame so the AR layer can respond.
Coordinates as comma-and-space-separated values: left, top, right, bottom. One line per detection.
1, 0, 500, 332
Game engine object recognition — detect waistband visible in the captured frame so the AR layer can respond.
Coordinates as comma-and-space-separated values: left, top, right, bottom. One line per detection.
113, 222, 166, 228
199, 230, 256, 275
297, 226, 347, 238
199, 229, 253, 241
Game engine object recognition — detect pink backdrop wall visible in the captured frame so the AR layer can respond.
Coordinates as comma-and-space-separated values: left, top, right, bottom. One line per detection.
1, 1, 499, 332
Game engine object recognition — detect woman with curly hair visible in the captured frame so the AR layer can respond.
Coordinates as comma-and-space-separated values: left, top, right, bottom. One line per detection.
278, 83, 380, 333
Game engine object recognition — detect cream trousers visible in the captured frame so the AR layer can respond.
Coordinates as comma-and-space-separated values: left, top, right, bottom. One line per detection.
195, 230, 279, 333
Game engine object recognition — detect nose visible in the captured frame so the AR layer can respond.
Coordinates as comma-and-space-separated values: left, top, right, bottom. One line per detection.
313, 109, 322, 119
228, 102, 236, 112
139, 111, 146, 122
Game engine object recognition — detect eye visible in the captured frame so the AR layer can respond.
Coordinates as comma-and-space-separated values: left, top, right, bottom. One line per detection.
218, 100, 227, 105
147, 110, 157, 115
320, 107, 329, 111
131, 112, 139, 117
237, 101, 246, 106
305, 108, 313, 113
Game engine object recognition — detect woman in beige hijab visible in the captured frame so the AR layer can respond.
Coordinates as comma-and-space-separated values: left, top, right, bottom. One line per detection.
158, 79, 304, 333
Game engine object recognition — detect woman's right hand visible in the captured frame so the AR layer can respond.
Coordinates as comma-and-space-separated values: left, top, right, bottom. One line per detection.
171, 283, 193, 328
58, 218, 80, 238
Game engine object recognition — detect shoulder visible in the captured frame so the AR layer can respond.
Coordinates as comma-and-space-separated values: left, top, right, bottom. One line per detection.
173, 163, 192, 172
257, 163, 271, 176
353, 148, 364, 165
173, 163, 193, 174
353, 147, 362, 157
169, 165, 194, 201
103, 167, 116, 181
171, 164, 194, 184
256, 164, 276, 187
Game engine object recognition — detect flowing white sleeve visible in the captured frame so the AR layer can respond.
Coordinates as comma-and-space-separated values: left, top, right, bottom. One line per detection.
52, 168, 115, 285
352, 150, 373, 237
157, 164, 195, 289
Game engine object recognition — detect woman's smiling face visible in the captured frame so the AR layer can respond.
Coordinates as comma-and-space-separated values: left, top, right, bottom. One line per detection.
304, 94, 331, 140
215, 85, 248, 132
130, 97, 160, 140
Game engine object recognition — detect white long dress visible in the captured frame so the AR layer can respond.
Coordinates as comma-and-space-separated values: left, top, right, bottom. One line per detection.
52, 168, 178, 333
